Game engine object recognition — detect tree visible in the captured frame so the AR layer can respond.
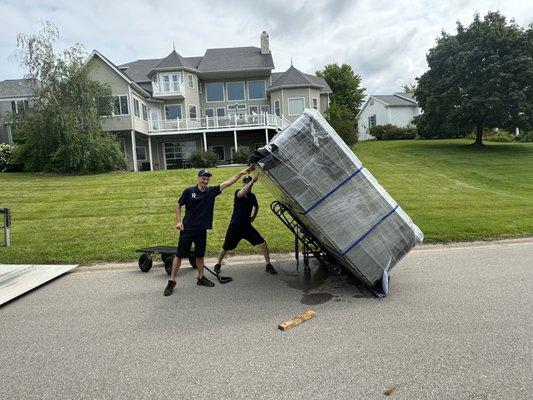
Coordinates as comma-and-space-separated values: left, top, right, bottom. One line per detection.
317, 63, 365, 145
12, 22, 124, 172
402, 83, 417, 94
415, 12, 533, 145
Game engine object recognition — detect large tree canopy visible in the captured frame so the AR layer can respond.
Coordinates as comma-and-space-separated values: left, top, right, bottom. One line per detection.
317, 63, 365, 145
415, 11, 533, 144
12, 22, 124, 172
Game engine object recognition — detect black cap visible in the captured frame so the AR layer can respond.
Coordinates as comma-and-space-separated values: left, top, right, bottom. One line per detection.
198, 169, 212, 177
243, 175, 253, 183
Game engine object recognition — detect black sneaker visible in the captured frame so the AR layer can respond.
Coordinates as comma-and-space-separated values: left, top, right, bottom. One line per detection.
164, 280, 176, 296
197, 276, 215, 287
265, 264, 277, 275
214, 264, 221, 274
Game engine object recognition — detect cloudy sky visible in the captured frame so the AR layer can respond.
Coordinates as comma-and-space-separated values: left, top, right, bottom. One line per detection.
1, 0, 531, 94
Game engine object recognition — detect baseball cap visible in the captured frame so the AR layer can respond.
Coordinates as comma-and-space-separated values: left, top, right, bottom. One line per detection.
198, 169, 212, 177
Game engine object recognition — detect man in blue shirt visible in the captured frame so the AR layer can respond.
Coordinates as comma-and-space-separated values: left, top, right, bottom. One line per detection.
164, 166, 252, 296
213, 175, 276, 275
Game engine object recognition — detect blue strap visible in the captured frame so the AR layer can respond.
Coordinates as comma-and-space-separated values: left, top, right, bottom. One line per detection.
303, 166, 364, 215
340, 205, 399, 256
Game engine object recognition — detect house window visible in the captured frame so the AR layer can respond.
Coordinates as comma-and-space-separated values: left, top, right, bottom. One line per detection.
227, 103, 247, 116
189, 105, 197, 120
210, 145, 225, 160
274, 100, 281, 117
288, 98, 305, 116
164, 142, 184, 169
206, 82, 224, 102
216, 107, 226, 117
249, 105, 259, 115
11, 100, 29, 114
247, 80, 266, 100
165, 104, 182, 120
160, 73, 181, 92
142, 104, 148, 121
136, 146, 147, 161
312, 98, 318, 110
260, 105, 270, 114
368, 115, 376, 129
226, 82, 245, 101
204, 108, 214, 118
113, 95, 129, 115
133, 98, 140, 118
187, 74, 194, 89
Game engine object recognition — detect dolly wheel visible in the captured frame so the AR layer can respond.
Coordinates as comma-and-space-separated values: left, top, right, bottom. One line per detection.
163, 255, 173, 276
138, 253, 153, 272
328, 262, 342, 276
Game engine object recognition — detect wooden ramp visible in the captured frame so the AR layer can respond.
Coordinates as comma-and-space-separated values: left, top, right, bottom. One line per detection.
0, 264, 78, 306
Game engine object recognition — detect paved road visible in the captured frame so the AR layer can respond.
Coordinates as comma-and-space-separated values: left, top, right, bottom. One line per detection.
1, 240, 531, 399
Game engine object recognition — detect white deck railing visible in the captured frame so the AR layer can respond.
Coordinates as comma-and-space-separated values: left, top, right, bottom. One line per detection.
148, 113, 290, 133
151, 81, 185, 96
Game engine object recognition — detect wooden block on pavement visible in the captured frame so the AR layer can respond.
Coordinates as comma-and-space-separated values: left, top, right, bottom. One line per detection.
278, 310, 316, 331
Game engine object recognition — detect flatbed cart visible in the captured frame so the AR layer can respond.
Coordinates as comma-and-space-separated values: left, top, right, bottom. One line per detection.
270, 200, 389, 298
135, 246, 196, 275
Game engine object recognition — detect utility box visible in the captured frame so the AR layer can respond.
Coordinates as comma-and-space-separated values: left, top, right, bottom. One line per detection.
1, 207, 11, 247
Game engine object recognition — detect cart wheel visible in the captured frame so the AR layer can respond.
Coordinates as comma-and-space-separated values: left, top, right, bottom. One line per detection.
138, 253, 153, 272
326, 260, 342, 276
162, 254, 173, 276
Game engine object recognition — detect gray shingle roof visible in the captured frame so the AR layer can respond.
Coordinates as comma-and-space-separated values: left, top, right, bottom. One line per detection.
153, 50, 185, 70
0, 78, 40, 98
197, 46, 274, 72
269, 66, 331, 93
119, 59, 160, 82
372, 93, 417, 106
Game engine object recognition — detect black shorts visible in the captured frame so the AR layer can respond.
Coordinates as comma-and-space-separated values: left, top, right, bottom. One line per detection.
222, 224, 265, 251
176, 230, 207, 259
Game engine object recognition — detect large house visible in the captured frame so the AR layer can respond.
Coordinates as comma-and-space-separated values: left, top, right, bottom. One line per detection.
357, 92, 420, 141
86, 31, 331, 171
0, 79, 39, 144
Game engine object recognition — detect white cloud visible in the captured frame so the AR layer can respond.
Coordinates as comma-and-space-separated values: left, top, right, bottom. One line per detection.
0, 0, 531, 94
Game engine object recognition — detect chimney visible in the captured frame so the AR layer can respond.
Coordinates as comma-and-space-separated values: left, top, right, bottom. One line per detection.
260, 31, 270, 54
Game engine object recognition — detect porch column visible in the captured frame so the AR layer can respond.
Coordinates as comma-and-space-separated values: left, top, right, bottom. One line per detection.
264, 128, 269, 145
233, 130, 238, 153
147, 135, 154, 171
131, 130, 138, 172
203, 132, 207, 152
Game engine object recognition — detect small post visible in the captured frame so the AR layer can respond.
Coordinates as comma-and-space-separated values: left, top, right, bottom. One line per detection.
203, 132, 207, 152
131, 130, 138, 172
264, 128, 269, 144
233, 130, 238, 157
1, 208, 11, 247
148, 136, 154, 171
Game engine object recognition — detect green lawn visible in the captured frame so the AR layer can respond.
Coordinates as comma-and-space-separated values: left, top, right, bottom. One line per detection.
0, 139, 532, 264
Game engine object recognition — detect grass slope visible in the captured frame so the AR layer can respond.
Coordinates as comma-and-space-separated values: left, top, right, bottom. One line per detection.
0, 139, 531, 263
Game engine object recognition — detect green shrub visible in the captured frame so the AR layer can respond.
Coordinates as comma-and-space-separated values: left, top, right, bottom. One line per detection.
516, 131, 533, 142
369, 124, 417, 140
486, 130, 515, 142
0, 143, 16, 172
188, 150, 219, 168
233, 147, 250, 164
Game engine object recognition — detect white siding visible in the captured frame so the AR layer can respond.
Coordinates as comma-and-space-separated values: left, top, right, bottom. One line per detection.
357, 99, 388, 140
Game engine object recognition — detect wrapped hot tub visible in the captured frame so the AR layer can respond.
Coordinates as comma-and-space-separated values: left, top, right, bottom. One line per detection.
252, 109, 423, 292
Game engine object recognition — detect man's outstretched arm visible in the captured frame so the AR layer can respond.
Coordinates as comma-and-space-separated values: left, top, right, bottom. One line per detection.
220, 166, 253, 192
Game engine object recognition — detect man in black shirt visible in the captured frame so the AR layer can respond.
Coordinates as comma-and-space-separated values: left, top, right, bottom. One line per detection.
164, 166, 252, 296
213, 175, 276, 275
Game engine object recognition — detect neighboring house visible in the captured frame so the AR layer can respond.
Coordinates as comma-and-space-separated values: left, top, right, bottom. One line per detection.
0, 79, 39, 144
357, 92, 420, 141
86, 31, 332, 171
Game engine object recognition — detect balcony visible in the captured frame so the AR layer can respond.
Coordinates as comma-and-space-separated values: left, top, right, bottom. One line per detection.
151, 81, 185, 98
148, 113, 291, 134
